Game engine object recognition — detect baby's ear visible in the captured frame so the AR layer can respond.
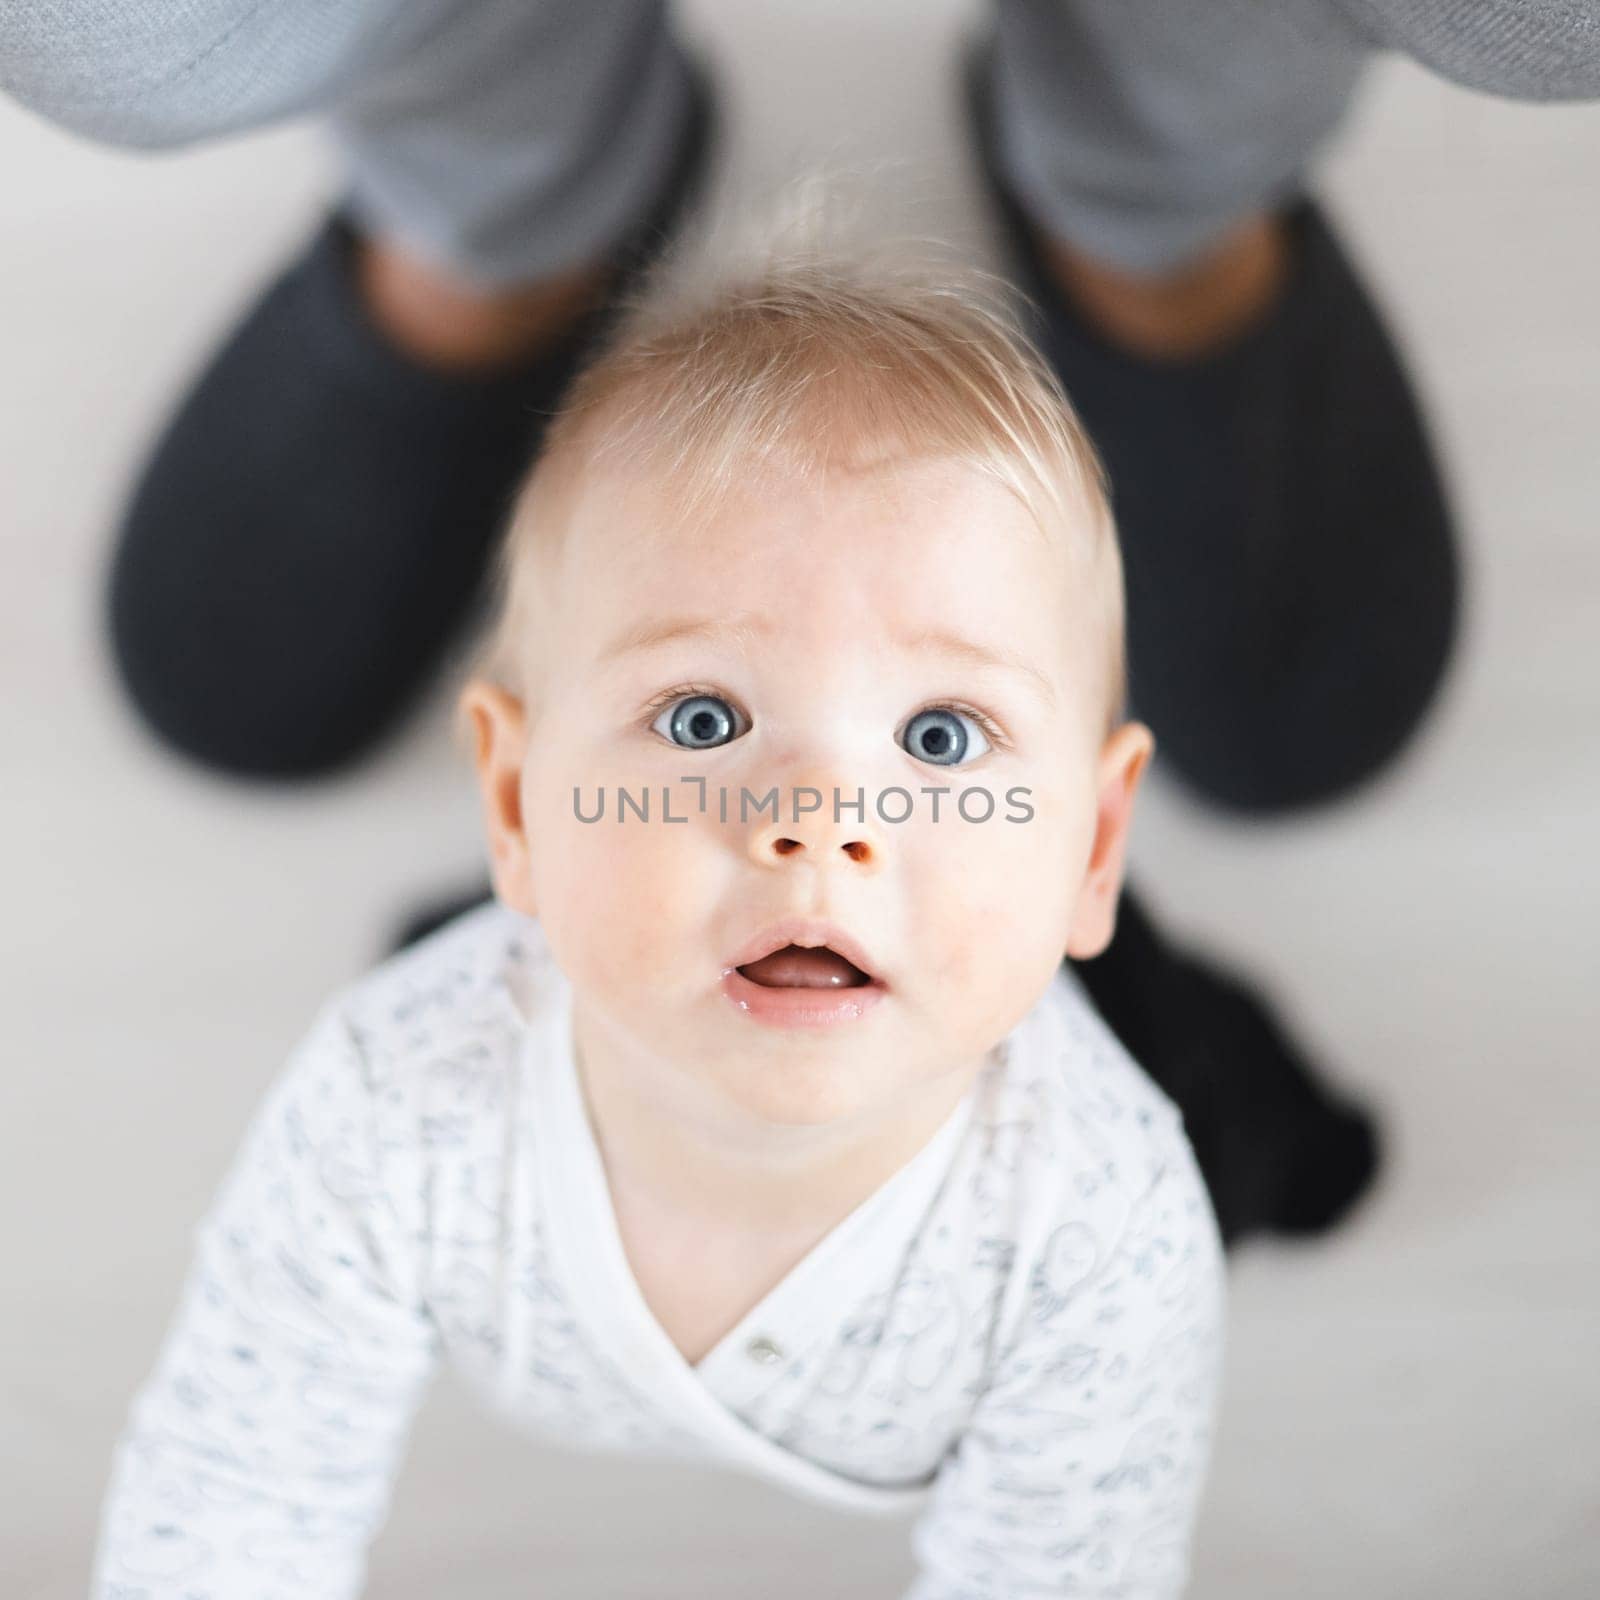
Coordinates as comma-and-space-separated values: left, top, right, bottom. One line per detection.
1064, 721, 1155, 961
458, 678, 537, 919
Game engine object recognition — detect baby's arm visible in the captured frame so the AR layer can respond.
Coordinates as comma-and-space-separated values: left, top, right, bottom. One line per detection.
906, 1138, 1226, 1599
92, 997, 440, 1599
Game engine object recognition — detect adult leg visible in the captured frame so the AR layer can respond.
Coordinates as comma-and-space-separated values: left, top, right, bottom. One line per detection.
1338, 0, 1600, 100
991, 0, 1371, 280
973, 1, 1461, 814
991, 0, 1600, 277
2, 1, 713, 777
2, 0, 697, 310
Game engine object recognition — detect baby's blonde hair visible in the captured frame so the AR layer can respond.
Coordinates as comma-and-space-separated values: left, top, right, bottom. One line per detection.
472, 182, 1128, 733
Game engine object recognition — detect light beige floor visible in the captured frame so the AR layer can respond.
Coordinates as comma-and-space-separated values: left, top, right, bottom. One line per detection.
4, 4, 1598, 1597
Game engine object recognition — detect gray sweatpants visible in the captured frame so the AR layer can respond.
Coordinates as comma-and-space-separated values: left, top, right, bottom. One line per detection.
2, 1, 1598, 283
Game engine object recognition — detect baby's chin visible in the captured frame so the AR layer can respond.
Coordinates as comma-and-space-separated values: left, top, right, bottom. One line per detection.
573, 979, 885, 1115
690, 998, 1008, 1132
694, 1035, 948, 1131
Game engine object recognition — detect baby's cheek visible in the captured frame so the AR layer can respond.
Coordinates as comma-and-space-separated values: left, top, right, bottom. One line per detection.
916, 787, 1079, 983
556, 817, 720, 996
993, 799, 1082, 923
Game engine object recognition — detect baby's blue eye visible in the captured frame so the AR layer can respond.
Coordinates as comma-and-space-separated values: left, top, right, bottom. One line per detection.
653, 693, 745, 750
901, 708, 991, 767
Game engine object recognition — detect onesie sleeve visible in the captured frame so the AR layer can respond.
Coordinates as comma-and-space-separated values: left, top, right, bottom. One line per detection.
904, 1136, 1226, 1600
91, 995, 441, 1600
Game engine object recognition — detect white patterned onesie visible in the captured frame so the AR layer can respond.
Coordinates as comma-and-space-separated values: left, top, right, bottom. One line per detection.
93, 900, 1226, 1598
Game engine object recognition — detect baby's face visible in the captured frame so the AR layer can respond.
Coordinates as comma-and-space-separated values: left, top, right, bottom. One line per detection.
466, 454, 1148, 1128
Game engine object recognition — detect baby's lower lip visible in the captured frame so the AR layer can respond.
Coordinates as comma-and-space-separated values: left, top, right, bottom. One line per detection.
720, 967, 888, 1030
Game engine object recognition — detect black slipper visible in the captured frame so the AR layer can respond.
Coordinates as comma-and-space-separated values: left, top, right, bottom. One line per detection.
964, 39, 1461, 815
1073, 888, 1382, 1249
388, 877, 1382, 1250
106, 60, 717, 780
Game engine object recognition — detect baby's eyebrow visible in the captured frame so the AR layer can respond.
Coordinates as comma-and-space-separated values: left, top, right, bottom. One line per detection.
895, 626, 1058, 711
598, 610, 775, 664
599, 611, 1056, 709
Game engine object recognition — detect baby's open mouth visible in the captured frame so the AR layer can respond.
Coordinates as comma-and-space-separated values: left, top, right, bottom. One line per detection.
736, 944, 875, 990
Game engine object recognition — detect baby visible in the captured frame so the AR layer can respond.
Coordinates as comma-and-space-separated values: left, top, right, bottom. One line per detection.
94, 221, 1226, 1598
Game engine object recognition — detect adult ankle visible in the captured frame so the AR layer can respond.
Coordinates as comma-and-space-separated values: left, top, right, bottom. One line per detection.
1042, 213, 1291, 361
354, 234, 610, 374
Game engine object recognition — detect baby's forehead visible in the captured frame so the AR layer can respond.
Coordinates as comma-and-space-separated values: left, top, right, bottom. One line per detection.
540, 453, 1088, 683
555, 447, 1069, 577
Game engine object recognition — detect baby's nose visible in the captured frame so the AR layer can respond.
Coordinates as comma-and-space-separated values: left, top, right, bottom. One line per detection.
748, 786, 886, 873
